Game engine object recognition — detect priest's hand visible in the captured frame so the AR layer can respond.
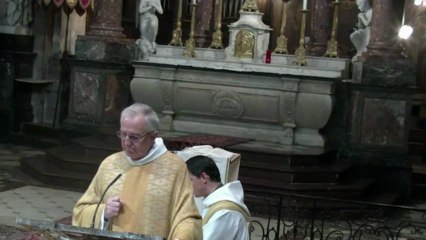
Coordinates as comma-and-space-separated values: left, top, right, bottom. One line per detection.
104, 196, 122, 220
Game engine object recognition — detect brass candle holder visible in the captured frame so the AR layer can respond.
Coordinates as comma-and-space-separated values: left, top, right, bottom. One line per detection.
324, 1, 340, 58
169, 0, 183, 46
183, 3, 197, 57
274, 1, 289, 54
293, 9, 309, 66
210, 0, 223, 49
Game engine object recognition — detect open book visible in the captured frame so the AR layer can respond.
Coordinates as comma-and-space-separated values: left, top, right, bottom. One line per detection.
176, 145, 241, 184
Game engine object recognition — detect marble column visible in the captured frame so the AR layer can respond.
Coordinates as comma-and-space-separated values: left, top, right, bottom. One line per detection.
86, 0, 125, 40
194, 0, 215, 47
347, 0, 416, 202
365, 0, 395, 58
308, 0, 331, 56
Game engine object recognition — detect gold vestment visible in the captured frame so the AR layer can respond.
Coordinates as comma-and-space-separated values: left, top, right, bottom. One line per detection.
72, 151, 202, 240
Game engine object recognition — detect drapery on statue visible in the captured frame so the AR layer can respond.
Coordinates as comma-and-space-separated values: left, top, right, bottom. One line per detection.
135, 0, 163, 59
350, 0, 372, 62
1, 0, 32, 27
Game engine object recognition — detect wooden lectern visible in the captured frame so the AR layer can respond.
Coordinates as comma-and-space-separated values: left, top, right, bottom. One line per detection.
16, 217, 164, 240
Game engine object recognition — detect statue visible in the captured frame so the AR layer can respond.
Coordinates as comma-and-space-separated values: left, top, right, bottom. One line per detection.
136, 0, 163, 59
1, 0, 32, 27
350, 0, 372, 62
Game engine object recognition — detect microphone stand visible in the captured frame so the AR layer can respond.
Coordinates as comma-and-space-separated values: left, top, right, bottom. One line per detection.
90, 173, 122, 229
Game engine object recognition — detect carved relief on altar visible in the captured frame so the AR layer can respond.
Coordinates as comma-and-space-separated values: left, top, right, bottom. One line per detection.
159, 80, 174, 130
212, 90, 244, 119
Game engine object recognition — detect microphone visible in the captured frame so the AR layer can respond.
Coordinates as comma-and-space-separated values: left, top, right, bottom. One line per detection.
90, 173, 122, 228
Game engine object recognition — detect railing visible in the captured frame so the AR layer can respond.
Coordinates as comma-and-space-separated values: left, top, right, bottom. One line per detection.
247, 189, 426, 240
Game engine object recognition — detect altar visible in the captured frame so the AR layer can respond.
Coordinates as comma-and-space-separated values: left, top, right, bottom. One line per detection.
130, 0, 350, 148
131, 46, 349, 147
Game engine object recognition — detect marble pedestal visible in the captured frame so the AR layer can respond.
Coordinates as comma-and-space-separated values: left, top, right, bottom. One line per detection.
347, 57, 417, 200
64, 37, 135, 127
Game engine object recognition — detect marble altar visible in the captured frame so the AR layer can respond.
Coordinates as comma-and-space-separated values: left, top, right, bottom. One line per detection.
131, 46, 350, 147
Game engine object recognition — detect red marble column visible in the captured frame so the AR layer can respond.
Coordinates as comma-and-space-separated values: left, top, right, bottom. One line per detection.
194, 0, 215, 47
86, 0, 125, 39
308, 0, 332, 56
366, 0, 395, 58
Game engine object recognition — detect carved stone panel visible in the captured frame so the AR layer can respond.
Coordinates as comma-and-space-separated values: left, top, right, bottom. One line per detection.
72, 71, 100, 121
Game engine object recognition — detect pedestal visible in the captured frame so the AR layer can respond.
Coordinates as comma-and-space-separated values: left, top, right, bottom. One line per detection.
347, 58, 417, 200
64, 37, 135, 127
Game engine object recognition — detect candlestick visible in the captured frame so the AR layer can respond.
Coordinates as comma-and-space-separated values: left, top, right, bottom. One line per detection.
183, 2, 197, 57
210, 0, 224, 49
302, 0, 307, 10
324, 0, 340, 58
293, 9, 308, 66
274, 1, 289, 54
169, 0, 183, 46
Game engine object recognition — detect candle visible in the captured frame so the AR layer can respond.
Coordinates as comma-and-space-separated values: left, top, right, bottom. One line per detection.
192, 0, 196, 4
302, 0, 307, 10
336, 0, 339, 3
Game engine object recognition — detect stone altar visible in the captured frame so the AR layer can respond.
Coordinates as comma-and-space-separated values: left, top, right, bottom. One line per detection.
131, 46, 349, 147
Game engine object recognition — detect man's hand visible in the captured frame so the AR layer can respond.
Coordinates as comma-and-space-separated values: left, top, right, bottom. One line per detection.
104, 196, 122, 220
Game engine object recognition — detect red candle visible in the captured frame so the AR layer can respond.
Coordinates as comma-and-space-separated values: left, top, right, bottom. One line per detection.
265, 50, 272, 64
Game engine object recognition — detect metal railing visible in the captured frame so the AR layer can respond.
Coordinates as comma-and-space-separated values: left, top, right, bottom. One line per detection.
247, 190, 426, 240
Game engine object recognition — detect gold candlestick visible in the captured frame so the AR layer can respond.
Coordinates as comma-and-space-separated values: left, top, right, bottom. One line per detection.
169, 0, 183, 46
324, 1, 340, 58
293, 9, 308, 66
183, 3, 197, 57
210, 0, 223, 49
274, 1, 289, 54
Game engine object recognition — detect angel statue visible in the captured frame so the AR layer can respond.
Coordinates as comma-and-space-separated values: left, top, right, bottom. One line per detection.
135, 0, 163, 59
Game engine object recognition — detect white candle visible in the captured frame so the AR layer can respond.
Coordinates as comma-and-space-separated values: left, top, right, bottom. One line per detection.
335, 0, 339, 3
192, 0, 196, 4
302, 0, 307, 10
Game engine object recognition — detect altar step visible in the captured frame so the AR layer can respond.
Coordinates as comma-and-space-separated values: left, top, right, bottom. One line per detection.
17, 124, 400, 204
227, 142, 400, 203
10, 123, 88, 149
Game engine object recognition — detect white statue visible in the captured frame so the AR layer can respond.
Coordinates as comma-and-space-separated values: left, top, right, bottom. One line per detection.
136, 0, 163, 59
350, 0, 372, 62
2, 0, 32, 26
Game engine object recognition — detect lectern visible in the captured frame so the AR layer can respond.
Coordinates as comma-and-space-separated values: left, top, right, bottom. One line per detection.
16, 217, 164, 240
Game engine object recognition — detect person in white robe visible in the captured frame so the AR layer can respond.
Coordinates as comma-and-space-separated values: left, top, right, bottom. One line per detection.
186, 155, 250, 240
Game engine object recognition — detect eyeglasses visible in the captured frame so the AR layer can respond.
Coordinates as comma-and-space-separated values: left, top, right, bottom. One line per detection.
115, 130, 154, 143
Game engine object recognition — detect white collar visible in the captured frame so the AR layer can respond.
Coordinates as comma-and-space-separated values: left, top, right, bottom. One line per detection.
126, 138, 168, 166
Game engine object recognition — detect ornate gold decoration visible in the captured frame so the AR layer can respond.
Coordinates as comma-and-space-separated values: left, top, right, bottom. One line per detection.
183, 3, 197, 57
324, 1, 340, 58
169, 0, 183, 46
274, 1, 289, 54
210, 0, 224, 49
65, 0, 77, 9
293, 10, 309, 66
234, 30, 255, 58
241, 0, 259, 12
